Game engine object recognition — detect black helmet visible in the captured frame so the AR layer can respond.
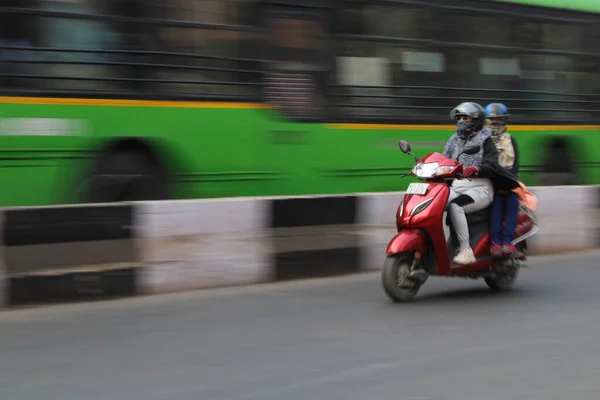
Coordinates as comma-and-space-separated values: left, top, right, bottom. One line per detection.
450, 102, 486, 135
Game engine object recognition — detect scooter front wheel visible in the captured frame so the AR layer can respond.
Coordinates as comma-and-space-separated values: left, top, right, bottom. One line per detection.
381, 253, 423, 303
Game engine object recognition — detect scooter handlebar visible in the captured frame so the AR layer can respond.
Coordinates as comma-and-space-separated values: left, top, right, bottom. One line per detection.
453, 172, 471, 181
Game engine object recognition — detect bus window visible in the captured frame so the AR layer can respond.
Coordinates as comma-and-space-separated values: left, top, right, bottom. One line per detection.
335, 4, 446, 122
39, 0, 114, 93
0, 0, 40, 91
261, 6, 331, 121
153, 0, 253, 98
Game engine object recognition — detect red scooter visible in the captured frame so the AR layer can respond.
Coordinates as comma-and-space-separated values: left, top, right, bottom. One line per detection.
382, 140, 539, 302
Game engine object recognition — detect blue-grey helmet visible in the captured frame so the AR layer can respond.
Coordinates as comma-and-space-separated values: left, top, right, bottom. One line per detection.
484, 103, 509, 134
484, 103, 509, 122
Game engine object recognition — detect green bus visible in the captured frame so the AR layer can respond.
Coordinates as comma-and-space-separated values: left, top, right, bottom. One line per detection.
1, 0, 599, 207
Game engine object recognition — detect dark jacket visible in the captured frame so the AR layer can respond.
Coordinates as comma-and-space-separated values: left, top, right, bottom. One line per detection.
443, 128, 520, 191
481, 136, 520, 191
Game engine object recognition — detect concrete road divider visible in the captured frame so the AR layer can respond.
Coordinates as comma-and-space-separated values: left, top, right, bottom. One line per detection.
0, 185, 597, 308
269, 196, 362, 281
135, 199, 271, 294
3, 204, 138, 305
527, 186, 599, 254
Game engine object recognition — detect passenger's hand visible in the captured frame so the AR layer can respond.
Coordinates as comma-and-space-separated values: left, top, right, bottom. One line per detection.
462, 166, 479, 178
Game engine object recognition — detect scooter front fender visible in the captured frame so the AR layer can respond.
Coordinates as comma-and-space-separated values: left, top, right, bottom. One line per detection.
385, 229, 428, 255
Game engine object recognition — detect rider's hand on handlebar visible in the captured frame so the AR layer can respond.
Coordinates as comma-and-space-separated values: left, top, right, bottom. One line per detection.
455, 172, 469, 181
462, 166, 479, 178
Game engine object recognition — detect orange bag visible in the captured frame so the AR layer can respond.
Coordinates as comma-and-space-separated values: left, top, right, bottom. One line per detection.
512, 181, 537, 211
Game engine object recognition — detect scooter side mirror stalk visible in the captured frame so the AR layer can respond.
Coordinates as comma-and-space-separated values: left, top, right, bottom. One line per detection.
398, 140, 419, 161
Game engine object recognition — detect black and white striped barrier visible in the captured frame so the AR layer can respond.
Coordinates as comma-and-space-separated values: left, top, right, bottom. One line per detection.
0, 186, 598, 308
1, 204, 138, 306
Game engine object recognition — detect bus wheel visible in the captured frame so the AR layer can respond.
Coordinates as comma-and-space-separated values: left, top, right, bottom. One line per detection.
85, 149, 169, 203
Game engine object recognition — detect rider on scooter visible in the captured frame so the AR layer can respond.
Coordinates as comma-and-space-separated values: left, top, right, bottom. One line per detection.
485, 103, 525, 260
443, 102, 500, 265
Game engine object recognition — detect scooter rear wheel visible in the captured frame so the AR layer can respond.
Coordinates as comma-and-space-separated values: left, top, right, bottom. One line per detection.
484, 266, 519, 291
382, 254, 422, 302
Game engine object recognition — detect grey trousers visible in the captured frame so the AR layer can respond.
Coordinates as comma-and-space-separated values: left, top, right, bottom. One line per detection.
447, 187, 494, 250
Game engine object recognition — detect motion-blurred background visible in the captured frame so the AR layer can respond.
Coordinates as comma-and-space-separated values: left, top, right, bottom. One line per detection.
0, 0, 596, 207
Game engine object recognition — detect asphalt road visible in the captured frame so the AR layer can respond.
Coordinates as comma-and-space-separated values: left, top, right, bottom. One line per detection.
1, 251, 600, 400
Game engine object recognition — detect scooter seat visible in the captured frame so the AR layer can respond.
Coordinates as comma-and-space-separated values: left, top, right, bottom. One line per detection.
466, 209, 489, 225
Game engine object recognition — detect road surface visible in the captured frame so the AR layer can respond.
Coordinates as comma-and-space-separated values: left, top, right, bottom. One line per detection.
1, 251, 599, 399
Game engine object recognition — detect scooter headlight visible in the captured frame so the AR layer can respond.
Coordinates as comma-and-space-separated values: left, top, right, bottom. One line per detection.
433, 165, 455, 176
412, 162, 439, 178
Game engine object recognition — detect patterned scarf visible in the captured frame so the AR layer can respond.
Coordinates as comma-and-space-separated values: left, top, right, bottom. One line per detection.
487, 121, 507, 136
443, 127, 493, 168
490, 130, 515, 171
